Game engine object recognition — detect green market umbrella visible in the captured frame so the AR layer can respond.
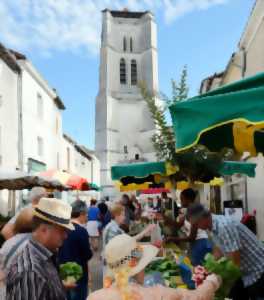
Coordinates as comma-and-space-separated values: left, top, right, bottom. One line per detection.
169, 72, 264, 156
220, 161, 256, 177
111, 161, 167, 181
88, 183, 101, 191
111, 160, 256, 192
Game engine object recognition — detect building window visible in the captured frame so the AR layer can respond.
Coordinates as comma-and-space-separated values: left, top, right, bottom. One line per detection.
37, 93, 43, 119
37, 136, 44, 157
120, 58, 126, 84
67, 147, 70, 171
130, 37, 133, 52
131, 59, 137, 85
123, 37, 127, 52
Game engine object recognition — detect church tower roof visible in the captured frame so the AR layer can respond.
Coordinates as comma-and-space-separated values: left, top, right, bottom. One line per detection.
102, 8, 151, 19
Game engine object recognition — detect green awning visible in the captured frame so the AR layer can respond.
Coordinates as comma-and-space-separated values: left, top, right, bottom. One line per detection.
111, 161, 166, 181
169, 72, 264, 156
89, 183, 101, 191
111, 159, 256, 188
220, 161, 256, 178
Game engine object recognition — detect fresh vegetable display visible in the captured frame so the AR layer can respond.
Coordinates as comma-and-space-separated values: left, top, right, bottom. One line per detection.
145, 258, 181, 288
203, 254, 241, 300
59, 262, 83, 285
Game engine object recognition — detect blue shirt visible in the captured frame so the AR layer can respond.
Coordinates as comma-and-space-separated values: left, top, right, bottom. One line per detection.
87, 206, 99, 221
102, 220, 124, 248
58, 223, 93, 284
211, 214, 264, 287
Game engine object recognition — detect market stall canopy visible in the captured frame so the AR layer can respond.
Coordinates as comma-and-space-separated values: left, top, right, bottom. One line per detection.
0, 172, 69, 190
169, 72, 264, 156
219, 161, 256, 177
111, 161, 170, 180
39, 170, 88, 190
112, 160, 256, 191
81, 182, 101, 191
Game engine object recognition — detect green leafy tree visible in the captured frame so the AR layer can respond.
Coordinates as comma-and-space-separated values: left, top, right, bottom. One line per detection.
140, 66, 189, 163
170, 65, 189, 105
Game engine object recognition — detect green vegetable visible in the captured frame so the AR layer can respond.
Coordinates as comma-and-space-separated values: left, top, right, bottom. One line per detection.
203, 254, 241, 300
145, 258, 180, 288
59, 262, 83, 282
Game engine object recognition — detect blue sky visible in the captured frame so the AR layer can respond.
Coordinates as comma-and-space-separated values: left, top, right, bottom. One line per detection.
0, 0, 254, 149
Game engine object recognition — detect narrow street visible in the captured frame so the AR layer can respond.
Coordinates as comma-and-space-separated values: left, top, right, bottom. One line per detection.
89, 244, 103, 292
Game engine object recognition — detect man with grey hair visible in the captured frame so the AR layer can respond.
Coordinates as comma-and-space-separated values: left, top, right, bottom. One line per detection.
1, 187, 47, 239
188, 203, 264, 299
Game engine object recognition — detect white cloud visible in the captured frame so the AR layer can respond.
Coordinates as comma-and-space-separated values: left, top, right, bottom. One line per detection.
163, 0, 228, 24
0, 0, 228, 56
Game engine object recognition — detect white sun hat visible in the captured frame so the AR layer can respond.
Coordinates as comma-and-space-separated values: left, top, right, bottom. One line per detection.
105, 234, 159, 277
34, 197, 74, 230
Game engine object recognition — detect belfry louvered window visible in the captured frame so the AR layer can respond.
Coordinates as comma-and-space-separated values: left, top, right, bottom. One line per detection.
130, 37, 133, 52
120, 58, 126, 84
123, 37, 127, 52
131, 59, 137, 85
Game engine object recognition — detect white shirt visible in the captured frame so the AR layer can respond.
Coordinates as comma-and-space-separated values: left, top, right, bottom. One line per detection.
183, 220, 208, 240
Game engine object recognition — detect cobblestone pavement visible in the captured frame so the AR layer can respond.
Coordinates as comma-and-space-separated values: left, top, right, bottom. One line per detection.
89, 240, 103, 293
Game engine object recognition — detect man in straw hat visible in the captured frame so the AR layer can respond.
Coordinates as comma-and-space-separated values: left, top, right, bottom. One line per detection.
88, 234, 221, 300
187, 203, 264, 300
6, 197, 74, 300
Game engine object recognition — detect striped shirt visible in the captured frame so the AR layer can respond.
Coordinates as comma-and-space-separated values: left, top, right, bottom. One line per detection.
211, 214, 264, 287
6, 238, 67, 300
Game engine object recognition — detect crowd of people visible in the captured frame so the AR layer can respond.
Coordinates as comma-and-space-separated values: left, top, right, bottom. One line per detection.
0, 187, 263, 300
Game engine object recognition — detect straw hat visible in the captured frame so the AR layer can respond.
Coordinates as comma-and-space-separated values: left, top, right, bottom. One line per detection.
105, 234, 159, 277
34, 197, 74, 230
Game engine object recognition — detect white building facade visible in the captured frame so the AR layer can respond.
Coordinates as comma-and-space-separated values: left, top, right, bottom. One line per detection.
62, 134, 100, 186
0, 45, 21, 215
61, 134, 100, 202
0, 43, 100, 215
17, 57, 65, 174
95, 9, 158, 198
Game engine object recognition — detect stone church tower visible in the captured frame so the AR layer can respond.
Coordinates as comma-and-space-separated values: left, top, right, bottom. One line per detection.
95, 9, 159, 198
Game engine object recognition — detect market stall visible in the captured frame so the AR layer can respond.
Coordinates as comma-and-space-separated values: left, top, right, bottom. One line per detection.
169, 72, 264, 156
38, 169, 100, 191
0, 171, 69, 190
111, 160, 256, 192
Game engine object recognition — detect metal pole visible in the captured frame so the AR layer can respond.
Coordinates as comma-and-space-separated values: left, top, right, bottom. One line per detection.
17, 69, 24, 211
244, 175, 248, 213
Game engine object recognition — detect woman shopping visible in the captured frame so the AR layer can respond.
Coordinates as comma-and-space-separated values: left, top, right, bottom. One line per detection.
88, 234, 221, 300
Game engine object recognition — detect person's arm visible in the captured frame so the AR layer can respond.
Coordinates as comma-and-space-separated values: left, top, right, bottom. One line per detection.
217, 224, 241, 267
163, 214, 184, 229
167, 224, 198, 243
134, 224, 156, 241
80, 230, 93, 262
212, 246, 240, 267
226, 250, 241, 267
212, 246, 223, 259
1, 223, 15, 240
150, 274, 220, 300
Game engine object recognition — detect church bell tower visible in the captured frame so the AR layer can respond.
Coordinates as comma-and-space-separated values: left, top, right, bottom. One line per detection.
95, 9, 159, 198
